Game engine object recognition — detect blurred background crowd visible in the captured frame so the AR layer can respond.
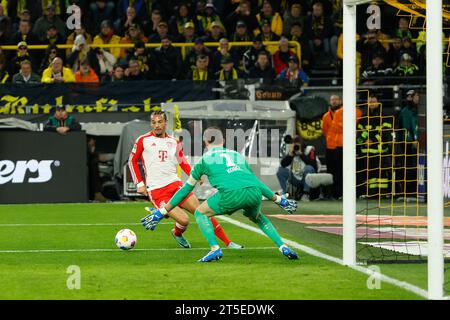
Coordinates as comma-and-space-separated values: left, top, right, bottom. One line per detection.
0, 0, 443, 85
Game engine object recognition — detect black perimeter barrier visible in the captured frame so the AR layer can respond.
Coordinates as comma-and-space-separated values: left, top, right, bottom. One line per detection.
0, 131, 87, 204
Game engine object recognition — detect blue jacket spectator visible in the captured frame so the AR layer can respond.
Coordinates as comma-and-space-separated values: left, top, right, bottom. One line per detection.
278, 55, 309, 86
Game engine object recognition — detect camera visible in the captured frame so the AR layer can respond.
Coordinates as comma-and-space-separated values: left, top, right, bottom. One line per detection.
283, 134, 293, 144
294, 145, 300, 151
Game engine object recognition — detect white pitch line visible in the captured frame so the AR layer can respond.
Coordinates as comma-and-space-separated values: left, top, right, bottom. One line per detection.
0, 247, 274, 254
0, 222, 202, 227
216, 215, 430, 299
0, 223, 142, 227
0, 221, 236, 227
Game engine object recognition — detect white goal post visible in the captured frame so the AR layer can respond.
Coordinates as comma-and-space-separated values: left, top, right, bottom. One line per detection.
343, 0, 373, 5
425, 0, 444, 301
343, 0, 445, 300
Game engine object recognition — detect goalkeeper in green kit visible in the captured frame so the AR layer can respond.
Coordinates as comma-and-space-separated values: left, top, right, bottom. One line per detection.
141, 127, 299, 262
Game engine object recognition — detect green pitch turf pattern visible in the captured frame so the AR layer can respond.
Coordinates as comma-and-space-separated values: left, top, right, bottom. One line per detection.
260, 200, 449, 295
0, 202, 423, 300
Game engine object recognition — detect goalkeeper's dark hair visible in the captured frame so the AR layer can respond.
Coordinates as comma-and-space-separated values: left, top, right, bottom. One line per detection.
150, 110, 167, 121
204, 126, 224, 145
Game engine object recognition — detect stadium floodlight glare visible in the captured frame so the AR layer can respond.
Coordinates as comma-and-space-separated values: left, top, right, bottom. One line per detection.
343, 0, 372, 5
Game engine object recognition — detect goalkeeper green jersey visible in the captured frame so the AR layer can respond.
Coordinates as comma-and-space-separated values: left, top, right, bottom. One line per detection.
191, 147, 262, 192
168, 146, 275, 209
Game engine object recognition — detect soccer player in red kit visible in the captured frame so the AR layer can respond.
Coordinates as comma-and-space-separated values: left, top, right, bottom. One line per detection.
128, 110, 242, 249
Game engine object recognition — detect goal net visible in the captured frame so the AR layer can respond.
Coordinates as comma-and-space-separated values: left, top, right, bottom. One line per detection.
355, 90, 430, 263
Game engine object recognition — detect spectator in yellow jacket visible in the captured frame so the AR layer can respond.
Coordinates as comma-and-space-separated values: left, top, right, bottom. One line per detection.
41, 57, 76, 83
255, 0, 283, 37
66, 25, 93, 57
93, 20, 122, 60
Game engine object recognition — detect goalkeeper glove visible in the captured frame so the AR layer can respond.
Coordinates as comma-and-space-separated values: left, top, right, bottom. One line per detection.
141, 207, 166, 231
275, 195, 298, 214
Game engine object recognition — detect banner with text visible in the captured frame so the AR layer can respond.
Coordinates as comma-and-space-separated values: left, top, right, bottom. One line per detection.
0, 81, 217, 115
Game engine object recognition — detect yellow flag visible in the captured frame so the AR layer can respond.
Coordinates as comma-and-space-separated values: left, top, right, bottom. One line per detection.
173, 104, 183, 179
173, 104, 182, 134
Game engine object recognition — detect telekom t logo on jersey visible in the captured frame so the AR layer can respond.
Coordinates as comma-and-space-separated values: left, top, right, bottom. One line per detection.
158, 150, 168, 162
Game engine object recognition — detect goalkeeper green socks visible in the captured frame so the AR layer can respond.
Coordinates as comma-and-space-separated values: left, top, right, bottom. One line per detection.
194, 210, 283, 250
254, 213, 284, 248
194, 210, 219, 249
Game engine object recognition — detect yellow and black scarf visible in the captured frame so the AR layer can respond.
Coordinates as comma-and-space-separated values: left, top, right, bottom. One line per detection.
176, 17, 191, 34
1, 0, 8, 15
218, 68, 238, 81
312, 16, 325, 37
192, 68, 209, 81
0, 71, 9, 83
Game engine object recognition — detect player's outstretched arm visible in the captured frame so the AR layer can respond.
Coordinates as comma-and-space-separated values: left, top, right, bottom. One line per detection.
243, 160, 298, 214
141, 176, 198, 231
256, 179, 298, 214
274, 194, 298, 214
167, 176, 197, 210
141, 207, 165, 230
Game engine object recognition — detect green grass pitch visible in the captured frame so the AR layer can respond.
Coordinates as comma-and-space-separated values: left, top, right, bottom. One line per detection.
0, 201, 428, 299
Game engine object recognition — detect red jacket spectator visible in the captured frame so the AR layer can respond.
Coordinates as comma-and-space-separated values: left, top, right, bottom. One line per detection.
272, 38, 296, 74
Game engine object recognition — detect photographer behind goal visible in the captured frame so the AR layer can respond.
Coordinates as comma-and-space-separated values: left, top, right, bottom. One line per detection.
276, 135, 321, 201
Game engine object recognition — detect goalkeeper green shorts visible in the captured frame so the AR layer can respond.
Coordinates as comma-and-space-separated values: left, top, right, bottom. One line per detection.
206, 187, 262, 219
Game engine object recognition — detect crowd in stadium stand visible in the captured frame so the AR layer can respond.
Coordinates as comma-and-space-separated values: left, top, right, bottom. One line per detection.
0, 0, 442, 85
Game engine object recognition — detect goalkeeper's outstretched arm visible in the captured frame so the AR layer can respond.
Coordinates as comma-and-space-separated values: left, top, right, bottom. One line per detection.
157, 176, 198, 216
248, 164, 296, 213
140, 179, 197, 231
244, 159, 293, 207
258, 180, 297, 214
256, 178, 292, 206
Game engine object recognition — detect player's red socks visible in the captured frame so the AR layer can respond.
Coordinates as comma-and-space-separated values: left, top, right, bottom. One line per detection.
173, 222, 187, 236
210, 217, 231, 246
173, 217, 231, 245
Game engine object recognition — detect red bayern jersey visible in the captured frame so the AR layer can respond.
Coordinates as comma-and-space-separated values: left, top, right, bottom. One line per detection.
128, 131, 191, 191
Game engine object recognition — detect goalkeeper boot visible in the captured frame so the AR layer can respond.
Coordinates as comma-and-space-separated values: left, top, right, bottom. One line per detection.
198, 248, 223, 262
171, 229, 191, 248
280, 244, 299, 260
227, 242, 244, 249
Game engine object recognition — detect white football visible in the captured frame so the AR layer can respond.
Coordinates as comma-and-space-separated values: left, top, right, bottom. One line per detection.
115, 229, 137, 250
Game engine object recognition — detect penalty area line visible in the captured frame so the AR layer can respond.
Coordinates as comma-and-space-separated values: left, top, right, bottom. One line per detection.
217, 215, 429, 299
0, 222, 202, 227
0, 223, 144, 227
0, 221, 235, 227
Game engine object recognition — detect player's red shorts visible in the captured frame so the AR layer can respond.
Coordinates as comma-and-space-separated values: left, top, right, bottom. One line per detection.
148, 181, 194, 208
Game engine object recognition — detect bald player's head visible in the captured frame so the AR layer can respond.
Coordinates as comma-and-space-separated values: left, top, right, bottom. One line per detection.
203, 126, 224, 148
